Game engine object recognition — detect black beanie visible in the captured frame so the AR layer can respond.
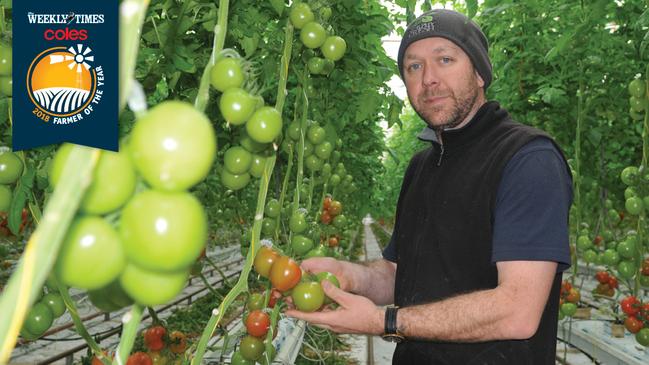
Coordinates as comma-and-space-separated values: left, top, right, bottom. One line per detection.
397, 9, 492, 89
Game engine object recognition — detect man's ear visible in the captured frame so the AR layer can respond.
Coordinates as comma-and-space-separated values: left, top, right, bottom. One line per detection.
475, 70, 485, 88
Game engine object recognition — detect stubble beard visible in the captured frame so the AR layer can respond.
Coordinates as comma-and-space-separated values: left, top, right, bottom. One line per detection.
411, 77, 481, 132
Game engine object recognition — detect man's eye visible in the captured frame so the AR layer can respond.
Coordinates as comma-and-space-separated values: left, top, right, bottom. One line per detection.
407, 63, 421, 71
441, 57, 452, 64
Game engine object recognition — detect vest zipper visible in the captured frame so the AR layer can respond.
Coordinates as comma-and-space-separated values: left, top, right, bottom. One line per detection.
437, 143, 444, 166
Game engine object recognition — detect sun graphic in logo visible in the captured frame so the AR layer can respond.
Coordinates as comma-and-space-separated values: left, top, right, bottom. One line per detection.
27, 44, 97, 117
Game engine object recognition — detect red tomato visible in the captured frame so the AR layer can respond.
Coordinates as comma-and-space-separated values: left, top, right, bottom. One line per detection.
595, 271, 610, 284
269, 256, 301, 292
608, 276, 619, 289
322, 196, 332, 210
268, 288, 282, 308
625, 316, 644, 334
144, 326, 166, 351
328, 236, 339, 247
621, 296, 641, 316
565, 288, 580, 303
126, 352, 153, 365
320, 211, 331, 225
245, 309, 271, 337
328, 201, 342, 216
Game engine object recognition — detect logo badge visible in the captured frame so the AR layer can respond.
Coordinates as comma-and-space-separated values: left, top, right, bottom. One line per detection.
12, 2, 117, 151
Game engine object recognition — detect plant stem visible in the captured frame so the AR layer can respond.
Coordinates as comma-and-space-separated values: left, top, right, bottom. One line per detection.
119, 0, 150, 111
0, 147, 98, 364
194, 0, 230, 112
112, 304, 144, 365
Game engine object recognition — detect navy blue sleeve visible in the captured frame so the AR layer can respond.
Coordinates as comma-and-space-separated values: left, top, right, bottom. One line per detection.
492, 138, 573, 272
382, 234, 397, 262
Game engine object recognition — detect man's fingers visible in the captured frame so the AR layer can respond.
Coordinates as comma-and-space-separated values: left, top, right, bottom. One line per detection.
321, 280, 351, 305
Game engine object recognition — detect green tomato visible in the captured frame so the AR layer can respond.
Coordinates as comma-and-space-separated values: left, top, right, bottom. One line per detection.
231, 351, 254, 365
249, 154, 267, 178
261, 217, 277, 236
314, 141, 333, 160
289, 211, 308, 233
316, 271, 340, 304
120, 190, 207, 272
560, 302, 577, 317
88, 285, 123, 312
219, 88, 257, 126
307, 57, 325, 75
576, 235, 591, 251
0, 184, 11, 212
120, 264, 189, 306
130, 101, 216, 191
224, 146, 253, 175
321, 58, 335, 75
289, 3, 314, 29
239, 132, 269, 153
104, 279, 134, 308
55, 216, 125, 290
333, 214, 347, 228
303, 140, 314, 157
307, 125, 326, 145
329, 174, 341, 186
617, 260, 637, 280
636, 328, 649, 347
583, 249, 597, 263
305, 245, 329, 258
630, 96, 647, 112
265, 199, 281, 218
321, 36, 347, 61
239, 335, 265, 361
625, 196, 644, 215
608, 209, 621, 223
246, 106, 283, 143
23, 302, 53, 336
246, 293, 265, 311
300, 22, 327, 49
0, 43, 11, 75
319, 6, 332, 20
305, 155, 323, 171
629, 79, 646, 98
287, 120, 301, 141
221, 169, 251, 190
603, 249, 620, 266
291, 281, 325, 312
616, 240, 636, 259
630, 108, 644, 121
625, 187, 637, 199
620, 166, 638, 185
41, 293, 66, 318
640, 274, 649, 288
0, 150, 24, 185
210, 57, 244, 92
291, 234, 314, 256
0, 76, 11, 96
51, 144, 136, 214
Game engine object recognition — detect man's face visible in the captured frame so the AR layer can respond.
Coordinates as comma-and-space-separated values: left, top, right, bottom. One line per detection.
402, 37, 485, 130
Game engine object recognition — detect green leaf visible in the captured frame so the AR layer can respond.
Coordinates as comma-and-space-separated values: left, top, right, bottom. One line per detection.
268, 0, 285, 16
8, 163, 35, 235
240, 36, 260, 57
466, 0, 478, 19
544, 30, 575, 61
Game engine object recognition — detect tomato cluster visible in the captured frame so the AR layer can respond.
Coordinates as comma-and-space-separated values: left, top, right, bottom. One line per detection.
0, 150, 24, 220
210, 54, 281, 191
558, 280, 580, 319
20, 280, 67, 340
593, 271, 618, 297
0, 41, 11, 97
290, 2, 346, 77
619, 295, 649, 346
50, 100, 216, 308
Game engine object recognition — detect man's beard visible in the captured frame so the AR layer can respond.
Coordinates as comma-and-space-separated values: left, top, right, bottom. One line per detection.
411, 81, 481, 132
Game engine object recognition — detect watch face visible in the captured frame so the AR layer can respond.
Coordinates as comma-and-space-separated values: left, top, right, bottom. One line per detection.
382, 334, 404, 343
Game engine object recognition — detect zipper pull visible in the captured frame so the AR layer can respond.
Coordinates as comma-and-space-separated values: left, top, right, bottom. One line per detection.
437, 143, 444, 166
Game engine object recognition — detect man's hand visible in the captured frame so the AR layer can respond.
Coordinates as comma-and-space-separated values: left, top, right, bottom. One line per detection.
300, 257, 354, 292
284, 280, 384, 335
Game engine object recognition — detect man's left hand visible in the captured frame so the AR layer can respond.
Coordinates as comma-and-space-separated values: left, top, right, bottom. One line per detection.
284, 281, 384, 335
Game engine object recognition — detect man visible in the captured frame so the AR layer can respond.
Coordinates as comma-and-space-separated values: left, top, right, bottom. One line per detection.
286, 9, 572, 365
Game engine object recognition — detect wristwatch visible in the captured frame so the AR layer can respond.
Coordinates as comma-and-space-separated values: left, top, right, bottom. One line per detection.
381, 306, 405, 343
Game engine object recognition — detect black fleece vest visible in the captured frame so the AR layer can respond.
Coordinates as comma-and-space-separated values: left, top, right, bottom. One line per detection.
391, 102, 566, 365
